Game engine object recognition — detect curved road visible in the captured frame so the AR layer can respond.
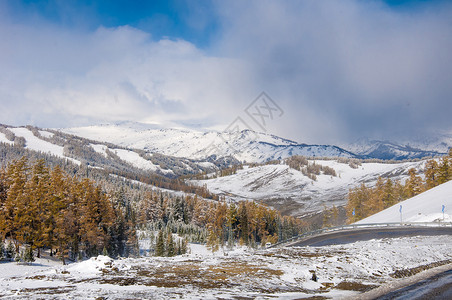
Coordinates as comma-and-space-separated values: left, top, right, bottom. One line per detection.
289, 226, 452, 247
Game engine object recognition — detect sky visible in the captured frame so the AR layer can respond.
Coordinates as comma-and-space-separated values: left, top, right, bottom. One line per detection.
0, 0, 451, 144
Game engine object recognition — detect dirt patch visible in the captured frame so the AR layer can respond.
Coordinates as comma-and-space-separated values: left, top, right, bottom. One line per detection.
335, 281, 378, 292
96, 260, 285, 291
19, 286, 76, 295
100, 277, 138, 286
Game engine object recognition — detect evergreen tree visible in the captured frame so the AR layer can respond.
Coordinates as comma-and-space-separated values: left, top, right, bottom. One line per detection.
238, 202, 249, 245
23, 245, 35, 263
0, 240, 4, 260
166, 232, 175, 257
5, 241, 15, 259
155, 229, 165, 256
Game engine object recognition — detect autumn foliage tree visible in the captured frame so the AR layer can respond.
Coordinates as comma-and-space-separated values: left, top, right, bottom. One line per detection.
0, 158, 136, 264
347, 151, 452, 223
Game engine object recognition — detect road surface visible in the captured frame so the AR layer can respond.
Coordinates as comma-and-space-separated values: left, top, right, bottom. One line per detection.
289, 226, 452, 247
375, 269, 452, 300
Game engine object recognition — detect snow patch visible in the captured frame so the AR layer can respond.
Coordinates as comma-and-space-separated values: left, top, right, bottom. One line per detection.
67, 255, 113, 275
9, 127, 81, 165
0, 132, 14, 145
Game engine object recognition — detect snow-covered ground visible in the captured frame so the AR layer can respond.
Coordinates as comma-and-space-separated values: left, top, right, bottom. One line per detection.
8, 127, 81, 165
356, 180, 452, 224
0, 235, 451, 299
191, 159, 426, 215
112, 148, 173, 175
0, 132, 14, 145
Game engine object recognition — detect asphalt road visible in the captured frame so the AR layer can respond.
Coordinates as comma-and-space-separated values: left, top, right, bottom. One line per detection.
289, 226, 452, 247
375, 269, 452, 300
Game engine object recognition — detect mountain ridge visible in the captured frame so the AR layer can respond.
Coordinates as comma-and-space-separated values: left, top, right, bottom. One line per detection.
62, 122, 447, 162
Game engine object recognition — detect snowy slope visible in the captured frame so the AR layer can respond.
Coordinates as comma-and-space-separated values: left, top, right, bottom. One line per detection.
356, 180, 452, 224
191, 159, 426, 216
0, 132, 14, 145
63, 122, 356, 163
111, 148, 173, 175
0, 125, 221, 176
8, 127, 81, 165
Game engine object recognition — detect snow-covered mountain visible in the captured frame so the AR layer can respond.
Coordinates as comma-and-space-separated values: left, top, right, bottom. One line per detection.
356, 180, 452, 224
0, 125, 223, 177
344, 137, 449, 160
191, 159, 427, 217
64, 122, 450, 163
62, 122, 357, 163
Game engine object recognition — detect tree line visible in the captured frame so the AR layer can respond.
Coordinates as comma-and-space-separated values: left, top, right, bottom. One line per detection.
346, 150, 452, 223
0, 158, 137, 264
136, 189, 303, 252
0, 155, 304, 263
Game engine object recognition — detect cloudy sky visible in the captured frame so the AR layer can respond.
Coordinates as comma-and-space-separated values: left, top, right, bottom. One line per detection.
1, 0, 451, 144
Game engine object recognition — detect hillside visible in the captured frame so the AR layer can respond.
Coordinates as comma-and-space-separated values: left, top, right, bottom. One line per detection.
191, 159, 426, 217
0, 124, 225, 177
62, 122, 357, 163
64, 122, 448, 163
356, 180, 452, 224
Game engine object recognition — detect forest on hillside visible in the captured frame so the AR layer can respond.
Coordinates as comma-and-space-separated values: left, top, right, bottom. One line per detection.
346, 150, 452, 223
0, 151, 303, 264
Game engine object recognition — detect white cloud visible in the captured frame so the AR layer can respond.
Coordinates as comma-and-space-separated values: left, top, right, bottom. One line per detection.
0, 20, 256, 128
1, 0, 452, 144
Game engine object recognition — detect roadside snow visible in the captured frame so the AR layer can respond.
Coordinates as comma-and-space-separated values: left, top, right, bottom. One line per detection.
356, 180, 452, 224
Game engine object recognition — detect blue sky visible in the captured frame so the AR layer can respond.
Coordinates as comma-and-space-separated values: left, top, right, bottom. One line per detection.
1, 0, 452, 144
4, 0, 221, 47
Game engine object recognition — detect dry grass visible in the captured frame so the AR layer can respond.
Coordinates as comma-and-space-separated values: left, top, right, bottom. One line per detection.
335, 281, 378, 292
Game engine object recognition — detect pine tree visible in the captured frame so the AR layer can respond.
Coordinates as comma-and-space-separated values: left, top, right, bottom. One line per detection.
404, 168, 424, 198
23, 245, 35, 263
368, 177, 384, 215
424, 159, 439, 189
155, 229, 165, 256
5, 241, 15, 259
238, 202, 249, 245
382, 178, 396, 208
0, 240, 4, 260
206, 227, 219, 252
437, 157, 450, 185
166, 232, 175, 257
